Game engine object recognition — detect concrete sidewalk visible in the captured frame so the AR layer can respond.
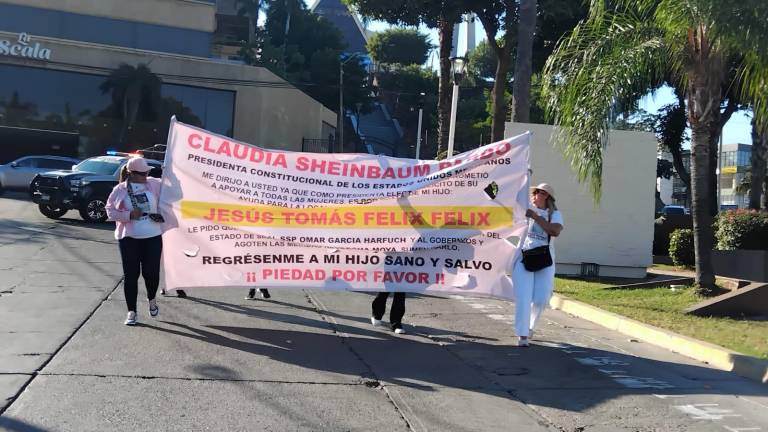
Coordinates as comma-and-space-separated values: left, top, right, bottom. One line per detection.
0, 199, 124, 414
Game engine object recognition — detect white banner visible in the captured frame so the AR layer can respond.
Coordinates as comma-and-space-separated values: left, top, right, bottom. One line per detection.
160, 119, 530, 300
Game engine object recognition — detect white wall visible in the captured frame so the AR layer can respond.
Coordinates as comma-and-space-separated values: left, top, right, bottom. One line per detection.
506, 123, 657, 278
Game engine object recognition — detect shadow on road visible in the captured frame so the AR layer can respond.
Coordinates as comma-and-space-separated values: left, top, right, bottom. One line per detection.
0, 416, 51, 432
135, 296, 765, 411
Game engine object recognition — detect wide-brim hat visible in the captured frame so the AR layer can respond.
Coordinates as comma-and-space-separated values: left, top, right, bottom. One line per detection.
530, 183, 555, 200
126, 157, 151, 173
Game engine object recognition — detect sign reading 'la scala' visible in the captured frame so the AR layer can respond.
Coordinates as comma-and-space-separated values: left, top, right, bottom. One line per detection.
0, 33, 51, 60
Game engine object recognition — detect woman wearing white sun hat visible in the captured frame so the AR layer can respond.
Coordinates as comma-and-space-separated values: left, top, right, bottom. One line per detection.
513, 183, 564, 347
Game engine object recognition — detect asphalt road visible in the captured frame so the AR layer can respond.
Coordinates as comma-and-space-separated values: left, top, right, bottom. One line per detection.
1, 192, 767, 432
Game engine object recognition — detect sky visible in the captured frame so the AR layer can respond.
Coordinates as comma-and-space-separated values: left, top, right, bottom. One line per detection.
305, 1, 754, 145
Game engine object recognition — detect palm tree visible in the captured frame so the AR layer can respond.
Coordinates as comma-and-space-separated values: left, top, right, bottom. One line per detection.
99, 64, 162, 145
748, 116, 767, 209
542, 0, 768, 294
512, 0, 537, 124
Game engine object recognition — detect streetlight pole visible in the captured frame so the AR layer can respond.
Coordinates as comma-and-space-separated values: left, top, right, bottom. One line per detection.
415, 92, 425, 159
447, 57, 467, 158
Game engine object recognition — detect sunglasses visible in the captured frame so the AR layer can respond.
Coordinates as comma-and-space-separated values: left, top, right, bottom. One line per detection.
130, 171, 148, 177
532, 189, 548, 196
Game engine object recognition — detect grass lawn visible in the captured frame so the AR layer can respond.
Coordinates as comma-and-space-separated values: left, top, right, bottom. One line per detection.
649, 263, 693, 273
554, 278, 768, 359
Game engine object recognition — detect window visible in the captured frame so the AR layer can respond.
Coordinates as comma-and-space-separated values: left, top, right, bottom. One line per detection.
75, 160, 122, 175
0, 3, 212, 57
738, 149, 751, 167
0, 64, 234, 156
38, 158, 72, 169
13, 157, 35, 167
721, 151, 736, 167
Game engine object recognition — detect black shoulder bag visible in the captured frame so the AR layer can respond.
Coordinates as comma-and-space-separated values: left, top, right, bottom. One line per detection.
521, 210, 553, 272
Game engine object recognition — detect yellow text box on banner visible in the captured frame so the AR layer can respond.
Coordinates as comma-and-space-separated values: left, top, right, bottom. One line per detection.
181, 200, 513, 230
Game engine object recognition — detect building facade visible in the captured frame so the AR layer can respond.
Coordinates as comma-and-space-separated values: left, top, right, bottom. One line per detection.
0, 0, 335, 161
719, 143, 752, 209
658, 144, 753, 210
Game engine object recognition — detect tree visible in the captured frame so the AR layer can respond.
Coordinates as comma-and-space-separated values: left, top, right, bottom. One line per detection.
236, 0, 263, 43
99, 64, 162, 145
243, 0, 372, 115
0, 92, 38, 126
472, 0, 586, 139
473, 1, 516, 141
467, 39, 505, 83
749, 116, 767, 209
367, 28, 433, 66
344, 0, 470, 157
542, 0, 768, 294
376, 65, 439, 156
511, 0, 537, 124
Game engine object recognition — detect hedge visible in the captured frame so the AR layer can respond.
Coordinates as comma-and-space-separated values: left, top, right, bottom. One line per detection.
669, 229, 695, 267
715, 210, 768, 250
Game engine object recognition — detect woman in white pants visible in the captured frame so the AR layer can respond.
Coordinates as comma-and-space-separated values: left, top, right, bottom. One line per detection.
513, 183, 564, 347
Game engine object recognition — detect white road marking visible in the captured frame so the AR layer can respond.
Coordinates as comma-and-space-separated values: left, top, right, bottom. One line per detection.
575, 356, 630, 366
674, 404, 741, 420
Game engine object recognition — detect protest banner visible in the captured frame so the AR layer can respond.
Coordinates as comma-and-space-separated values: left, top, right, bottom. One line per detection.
159, 118, 530, 300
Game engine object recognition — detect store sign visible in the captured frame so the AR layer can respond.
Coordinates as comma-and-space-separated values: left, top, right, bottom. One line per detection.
0, 33, 51, 61
721, 166, 737, 174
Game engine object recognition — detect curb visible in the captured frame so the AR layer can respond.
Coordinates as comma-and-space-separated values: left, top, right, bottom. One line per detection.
549, 294, 768, 385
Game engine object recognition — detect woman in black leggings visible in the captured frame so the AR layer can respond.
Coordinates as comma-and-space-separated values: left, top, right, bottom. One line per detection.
371, 292, 406, 334
105, 157, 166, 326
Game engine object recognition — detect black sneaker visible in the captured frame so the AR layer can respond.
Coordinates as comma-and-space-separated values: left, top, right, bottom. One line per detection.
176, 290, 187, 298
246, 289, 256, 300
259, 289, 271, 299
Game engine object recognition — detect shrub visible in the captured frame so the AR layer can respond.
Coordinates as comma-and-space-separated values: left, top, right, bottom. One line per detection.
669, 229, 695, 267
715, 210, 768, 250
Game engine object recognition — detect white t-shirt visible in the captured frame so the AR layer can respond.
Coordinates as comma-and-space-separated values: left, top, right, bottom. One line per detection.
522, 208, 564, 256
125, 182, 162, 239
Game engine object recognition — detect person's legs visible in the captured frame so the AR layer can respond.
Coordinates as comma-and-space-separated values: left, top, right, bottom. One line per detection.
139, 236, 162, 301
258, 288, 271, 299
390, 292, 405, 330
118, 237, 140, 312
371, 292, 389, 320
512, 260, 534, 338
530, 265, 556, 332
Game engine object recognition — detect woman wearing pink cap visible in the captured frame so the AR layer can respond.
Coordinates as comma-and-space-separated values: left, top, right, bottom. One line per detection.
513, 183, 564, 347
106, 157, 166, 326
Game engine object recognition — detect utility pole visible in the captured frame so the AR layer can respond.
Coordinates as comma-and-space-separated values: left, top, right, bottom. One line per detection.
338, 53, 360, 153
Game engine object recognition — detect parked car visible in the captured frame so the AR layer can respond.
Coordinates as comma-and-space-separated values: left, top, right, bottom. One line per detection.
31, 155, 162, 223
661, 205, 688, 216
0, 155, 80, 195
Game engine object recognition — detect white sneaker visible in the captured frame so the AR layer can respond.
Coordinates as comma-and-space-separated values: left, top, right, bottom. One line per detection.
371, 317, 385, 327
149, 299, 159, 317
394, 327, 406, 335
517, 336, 529, 347
124, 311, 137, 326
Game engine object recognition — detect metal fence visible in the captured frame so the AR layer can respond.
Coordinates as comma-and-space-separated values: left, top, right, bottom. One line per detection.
301, 138, 332, 153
